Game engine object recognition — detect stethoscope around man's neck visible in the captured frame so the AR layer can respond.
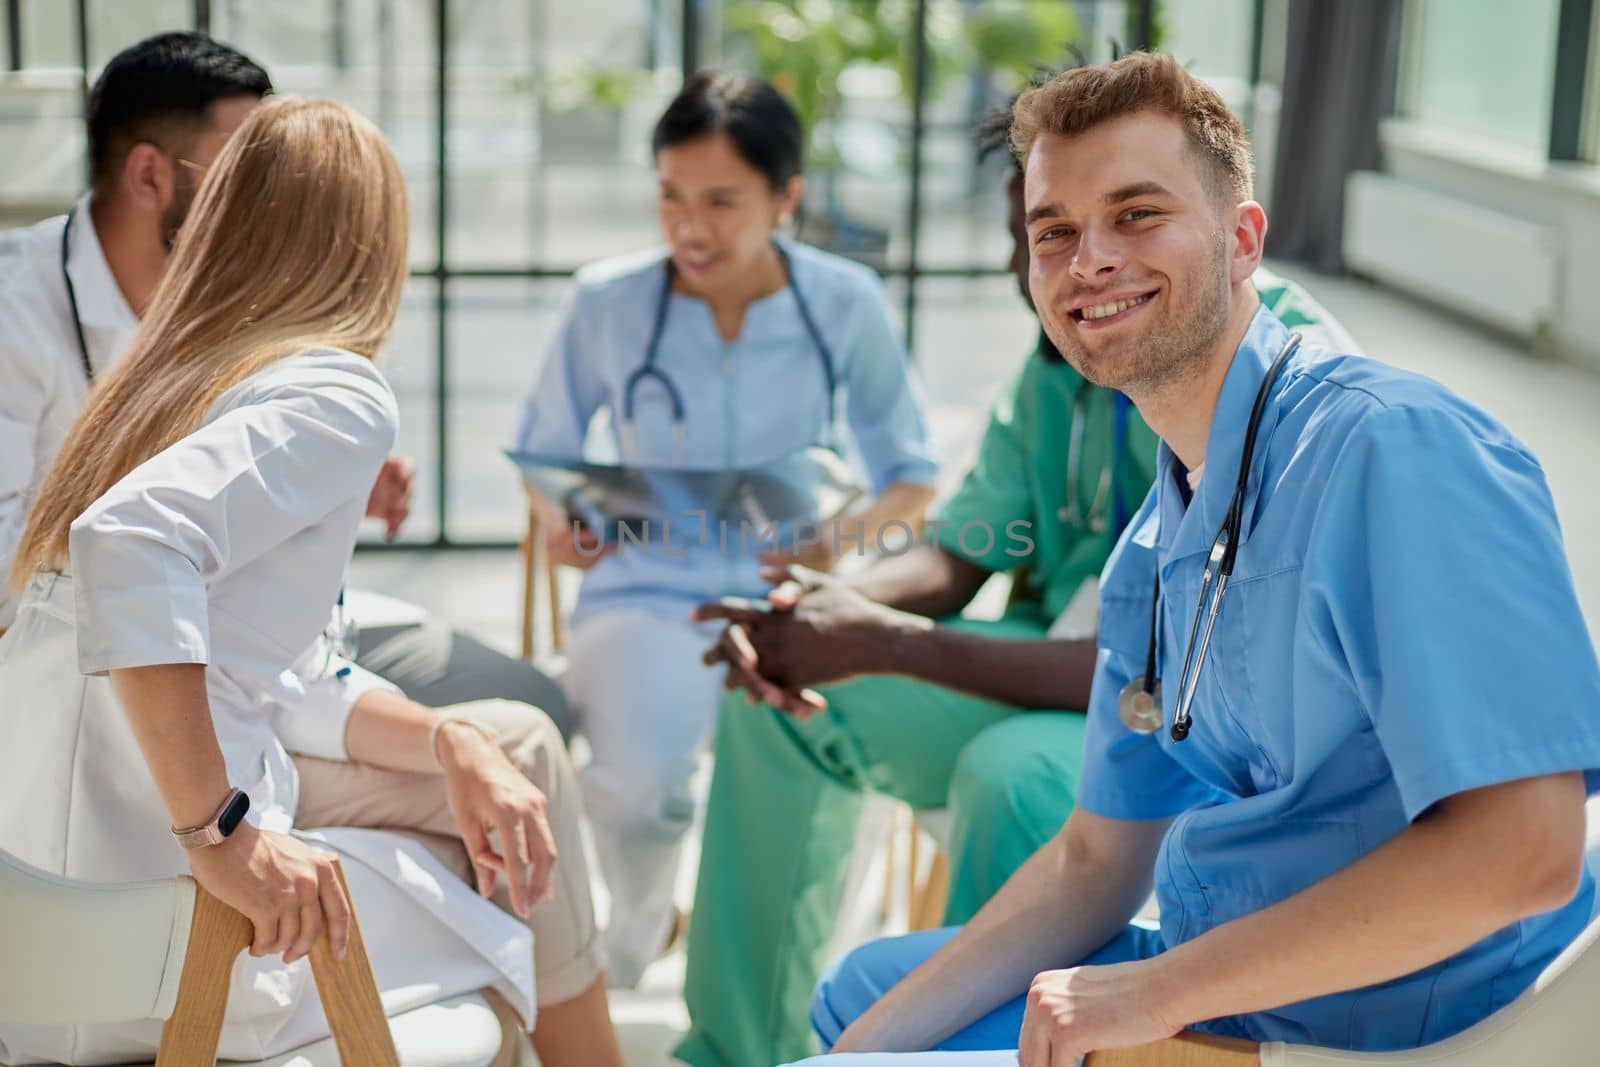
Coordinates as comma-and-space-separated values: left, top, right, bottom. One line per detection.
621, 242, 838, 464
60, 204, 95, 383
1116, 331, 1302, 743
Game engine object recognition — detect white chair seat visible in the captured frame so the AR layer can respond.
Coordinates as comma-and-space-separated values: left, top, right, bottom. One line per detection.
235, 993, 501, 1067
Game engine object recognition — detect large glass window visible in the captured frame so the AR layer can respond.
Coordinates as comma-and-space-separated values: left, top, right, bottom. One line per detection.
1401, 0, 1563, 154
87, 2, 190, 67
0, 0, 1167, 547
1163, 0, 1254, 88
20, 0, 75, 70
1586, 4, 1600, 163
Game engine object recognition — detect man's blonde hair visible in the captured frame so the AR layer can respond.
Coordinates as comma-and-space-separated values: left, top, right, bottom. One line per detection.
1011, 51, 1253, 205
12, 95, 409, 585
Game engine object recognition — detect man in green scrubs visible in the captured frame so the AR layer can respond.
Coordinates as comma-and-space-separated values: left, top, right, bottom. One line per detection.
672, 111, 1357, 1067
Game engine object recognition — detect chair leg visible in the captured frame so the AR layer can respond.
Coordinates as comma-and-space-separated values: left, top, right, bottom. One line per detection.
308, 860, 402, 1066
544, 545, 564, 652
156, 860, 401, 1066
521, 511, 538, 661
155, 880, 253, 1066
1083, 1031, 1261, 1065
908, 845, 949, 931
880, 809, 899, 923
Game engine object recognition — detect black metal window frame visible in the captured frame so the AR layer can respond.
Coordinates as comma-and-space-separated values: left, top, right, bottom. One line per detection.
5, 0, 1217, 550
1550, 0, 1597, 162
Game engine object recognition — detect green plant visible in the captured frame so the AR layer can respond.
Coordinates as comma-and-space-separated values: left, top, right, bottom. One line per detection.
725, 0, 1082, 143
535, 59, 649, 113
964, 2, 1081, 90
723, 0, 903, 143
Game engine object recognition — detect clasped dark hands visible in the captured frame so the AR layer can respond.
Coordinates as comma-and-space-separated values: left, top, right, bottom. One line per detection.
693, 564, 924, 719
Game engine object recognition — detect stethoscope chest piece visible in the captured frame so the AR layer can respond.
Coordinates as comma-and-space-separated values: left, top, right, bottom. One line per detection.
1118, 676, 1164, 734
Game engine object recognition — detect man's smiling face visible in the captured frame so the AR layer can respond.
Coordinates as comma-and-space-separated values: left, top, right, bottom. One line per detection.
1024, 110, 1235, 394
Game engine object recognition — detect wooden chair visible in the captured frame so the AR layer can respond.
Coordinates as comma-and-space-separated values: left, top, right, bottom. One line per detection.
904, 808, 952, 932
520, 506, 565, 661
0, 848, 502, 1066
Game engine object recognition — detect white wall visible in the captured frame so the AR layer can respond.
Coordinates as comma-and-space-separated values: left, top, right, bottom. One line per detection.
1379, 119, 1600, 370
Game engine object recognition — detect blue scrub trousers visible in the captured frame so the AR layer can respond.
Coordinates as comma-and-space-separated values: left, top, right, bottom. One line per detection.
784, 923, 1166, 1065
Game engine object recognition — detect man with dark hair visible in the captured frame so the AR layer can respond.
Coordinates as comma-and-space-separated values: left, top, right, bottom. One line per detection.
782, 52, 1600, 1066
675, 79, 1359, 1067
85, 30, 273, 249
0, 31, 569, 727
0, 32, 268, 632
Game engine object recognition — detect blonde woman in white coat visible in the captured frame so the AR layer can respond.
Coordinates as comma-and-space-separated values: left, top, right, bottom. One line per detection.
0, 97, 622, 1067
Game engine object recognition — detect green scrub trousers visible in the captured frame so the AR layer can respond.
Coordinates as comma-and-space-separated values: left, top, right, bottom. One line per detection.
673, 614, 1087, 1067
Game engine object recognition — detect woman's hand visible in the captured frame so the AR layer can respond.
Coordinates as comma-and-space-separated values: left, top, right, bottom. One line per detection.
436, 722, 559, 918
185, 822, 351, 963
525, 481, 611, 570
365, 454, 416, 541
542, 514, 611, 569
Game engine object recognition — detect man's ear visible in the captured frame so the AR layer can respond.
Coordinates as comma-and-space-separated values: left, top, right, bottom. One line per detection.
119, 142, 177, 219
1228, 200, 1268, 286
776, 174, 806, 226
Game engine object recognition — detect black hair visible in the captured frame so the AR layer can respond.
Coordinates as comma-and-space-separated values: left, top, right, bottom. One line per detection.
972, 44, 1101, 175
651, 71, 804, 189
974, 105, 1021, 176
88, 31, 272, 186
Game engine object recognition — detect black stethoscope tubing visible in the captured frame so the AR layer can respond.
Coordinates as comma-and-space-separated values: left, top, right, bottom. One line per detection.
60, 204, 95, 383
1126, 331, 1303, 743
621, 243, 838, 457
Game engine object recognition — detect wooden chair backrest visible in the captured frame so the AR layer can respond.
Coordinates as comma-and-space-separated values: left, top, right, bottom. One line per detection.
1083, 1032, 1261, 1066
156, 858, 399, 1066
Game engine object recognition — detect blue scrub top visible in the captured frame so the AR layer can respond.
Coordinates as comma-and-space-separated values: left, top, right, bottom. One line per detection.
515, 238, 939, 621
1083, 306, 1600, 1051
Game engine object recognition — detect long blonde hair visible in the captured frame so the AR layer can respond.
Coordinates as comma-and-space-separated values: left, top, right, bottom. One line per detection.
12, 95, 409, 587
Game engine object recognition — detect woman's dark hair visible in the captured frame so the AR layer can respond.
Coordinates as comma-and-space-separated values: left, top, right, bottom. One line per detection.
651, 71, 804, 189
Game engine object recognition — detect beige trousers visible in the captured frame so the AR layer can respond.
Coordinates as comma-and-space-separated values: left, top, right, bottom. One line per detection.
293, 699, 605, 1010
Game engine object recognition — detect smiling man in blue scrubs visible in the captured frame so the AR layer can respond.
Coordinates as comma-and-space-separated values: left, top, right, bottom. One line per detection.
783, 52, 1600, 1065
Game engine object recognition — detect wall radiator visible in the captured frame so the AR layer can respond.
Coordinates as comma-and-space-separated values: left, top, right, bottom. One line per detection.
1342, 171, 1563, 340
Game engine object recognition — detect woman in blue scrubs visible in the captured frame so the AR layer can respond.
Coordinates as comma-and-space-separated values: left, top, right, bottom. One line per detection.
514, 72, 938, 986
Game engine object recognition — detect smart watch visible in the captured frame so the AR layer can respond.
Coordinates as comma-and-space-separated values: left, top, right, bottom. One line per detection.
171, 788, 250, 850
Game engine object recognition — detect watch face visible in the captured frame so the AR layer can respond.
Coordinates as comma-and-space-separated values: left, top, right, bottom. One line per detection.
218, 790, 251, 838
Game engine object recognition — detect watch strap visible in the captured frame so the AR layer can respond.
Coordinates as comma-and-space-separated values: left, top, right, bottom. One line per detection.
172, 788, 249, 850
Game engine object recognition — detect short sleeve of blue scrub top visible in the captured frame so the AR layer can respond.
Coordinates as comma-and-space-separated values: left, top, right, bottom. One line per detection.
1076, 493, 1228, 821
514, 283, 609, 460
834, 268, 941, 492
1303, 401, 1600, 817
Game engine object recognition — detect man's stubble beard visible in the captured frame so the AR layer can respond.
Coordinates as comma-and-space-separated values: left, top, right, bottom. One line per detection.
160, 175, 199, 255
1046, 232, 1232, 398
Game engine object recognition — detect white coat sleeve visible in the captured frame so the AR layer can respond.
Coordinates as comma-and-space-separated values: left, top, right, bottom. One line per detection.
0, 291, 55, 623
69, 353, 398, 675
271, 636, 401, 762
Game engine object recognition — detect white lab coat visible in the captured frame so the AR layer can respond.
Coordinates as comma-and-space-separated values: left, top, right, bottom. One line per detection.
0, 198, 135, 628
0, 350, 532, 1065
0, 198, 399, 743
